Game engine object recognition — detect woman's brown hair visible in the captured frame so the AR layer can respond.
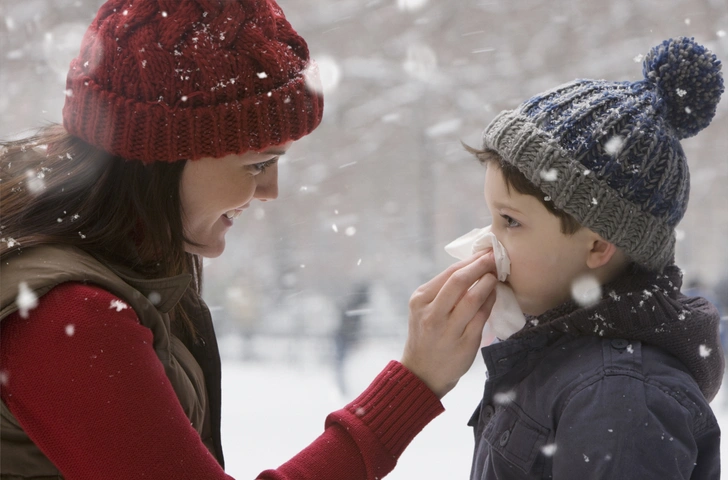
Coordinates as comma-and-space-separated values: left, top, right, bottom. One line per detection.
0, 124, 202, 338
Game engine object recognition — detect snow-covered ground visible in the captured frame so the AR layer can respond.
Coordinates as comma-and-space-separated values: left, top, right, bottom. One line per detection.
220, 336, 728, 479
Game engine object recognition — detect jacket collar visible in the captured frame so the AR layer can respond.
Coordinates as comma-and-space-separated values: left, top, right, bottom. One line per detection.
99, 260, 192, 314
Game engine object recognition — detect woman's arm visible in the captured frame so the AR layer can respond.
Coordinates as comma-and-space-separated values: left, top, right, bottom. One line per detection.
1, 252, 495, 479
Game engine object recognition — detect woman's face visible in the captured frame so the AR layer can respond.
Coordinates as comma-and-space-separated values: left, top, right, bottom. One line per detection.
179, 143, 291, 258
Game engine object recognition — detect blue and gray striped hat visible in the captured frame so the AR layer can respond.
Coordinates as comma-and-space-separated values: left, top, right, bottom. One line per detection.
482, 37, 723, 271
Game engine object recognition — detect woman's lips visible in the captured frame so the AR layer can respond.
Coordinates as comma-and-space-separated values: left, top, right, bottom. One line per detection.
224, 209, 243, 220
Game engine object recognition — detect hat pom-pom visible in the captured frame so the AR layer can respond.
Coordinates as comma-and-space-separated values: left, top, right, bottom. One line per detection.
642, 37, 724, 139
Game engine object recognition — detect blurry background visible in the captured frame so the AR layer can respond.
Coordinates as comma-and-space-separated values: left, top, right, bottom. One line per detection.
2, 0, 728, 478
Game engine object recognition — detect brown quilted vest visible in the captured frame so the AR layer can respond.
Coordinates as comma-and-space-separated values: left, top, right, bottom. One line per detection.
0, 245, 225, 478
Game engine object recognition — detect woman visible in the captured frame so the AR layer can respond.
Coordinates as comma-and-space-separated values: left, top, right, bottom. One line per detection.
0, 0, 498, 479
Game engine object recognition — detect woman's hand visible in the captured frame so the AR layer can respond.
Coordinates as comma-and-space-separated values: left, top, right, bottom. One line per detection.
401, 251, 497, 399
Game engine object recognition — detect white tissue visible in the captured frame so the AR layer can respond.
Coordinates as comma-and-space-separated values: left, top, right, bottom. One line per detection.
444, 226, 525, 342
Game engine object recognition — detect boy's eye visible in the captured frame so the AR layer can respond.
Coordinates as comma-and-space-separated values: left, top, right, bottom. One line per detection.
248, 158, 278, 174
501, 214, 521, 228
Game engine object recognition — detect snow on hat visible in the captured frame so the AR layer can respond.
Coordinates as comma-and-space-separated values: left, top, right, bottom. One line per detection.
62, 0, 323, 163
482, 37, 723, 271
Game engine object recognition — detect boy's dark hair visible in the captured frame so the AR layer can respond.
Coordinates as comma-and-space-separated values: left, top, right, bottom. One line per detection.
464, 143, 582, 235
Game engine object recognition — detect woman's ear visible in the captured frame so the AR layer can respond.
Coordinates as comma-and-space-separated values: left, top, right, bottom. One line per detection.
586, 236, 618, 269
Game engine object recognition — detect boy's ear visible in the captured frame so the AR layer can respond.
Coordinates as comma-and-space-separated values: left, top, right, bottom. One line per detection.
586, 236, 618, 269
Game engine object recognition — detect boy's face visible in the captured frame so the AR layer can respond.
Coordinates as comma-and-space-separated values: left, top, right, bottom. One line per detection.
483, 164, 596, 316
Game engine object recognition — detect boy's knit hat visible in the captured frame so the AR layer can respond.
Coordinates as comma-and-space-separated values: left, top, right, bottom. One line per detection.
482, 37, 723, 271
62, 0, 323, 163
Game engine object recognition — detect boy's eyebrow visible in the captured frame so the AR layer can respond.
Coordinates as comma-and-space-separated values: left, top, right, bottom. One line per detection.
491, 201, 524, 215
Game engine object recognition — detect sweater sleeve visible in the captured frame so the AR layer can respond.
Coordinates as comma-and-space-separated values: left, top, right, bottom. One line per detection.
1, 283, 444, 480
258, 361, 445, 480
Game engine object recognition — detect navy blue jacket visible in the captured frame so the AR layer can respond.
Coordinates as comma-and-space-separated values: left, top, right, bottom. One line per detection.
469, 334, 720, 479
469, 265, 723, 479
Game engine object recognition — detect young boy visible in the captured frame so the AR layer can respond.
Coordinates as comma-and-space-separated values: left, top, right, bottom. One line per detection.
465, 37, 724, 479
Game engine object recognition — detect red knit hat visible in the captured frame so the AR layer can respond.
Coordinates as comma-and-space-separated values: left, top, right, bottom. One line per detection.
62, 0, 323, 163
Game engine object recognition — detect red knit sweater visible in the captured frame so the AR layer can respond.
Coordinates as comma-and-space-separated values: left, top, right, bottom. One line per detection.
0, 283, 444, 479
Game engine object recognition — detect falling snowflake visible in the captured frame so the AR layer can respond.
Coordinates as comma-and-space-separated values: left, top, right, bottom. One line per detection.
571, 275, 602, 307
16, 282, 39, 318
397, 0, 429, 11
676, 88, 687, 97
604, 136, 624, 155
541, 444, 557, 457
332, 224, 339, 233
494, 390, 516, 405
257, 71, 268, 79
109, 299, 129, 312
583, 454, 590, 463
539, 168, 558, 181
314, 55, 342, 93
148, 291, 162, 305
425, 118, 462, 138
699, 345, 712, 358
345, 226, 356, 236
65, 324, 75, 336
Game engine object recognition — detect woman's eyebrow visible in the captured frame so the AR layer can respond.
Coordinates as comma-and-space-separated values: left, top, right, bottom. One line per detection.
258, 148, 287, 156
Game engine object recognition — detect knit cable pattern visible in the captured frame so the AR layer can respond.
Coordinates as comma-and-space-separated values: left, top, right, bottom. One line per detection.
62, 0, 323, 163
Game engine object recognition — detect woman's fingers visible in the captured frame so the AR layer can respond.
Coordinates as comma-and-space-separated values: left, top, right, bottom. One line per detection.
450, 272, 498, 336
461, 283, 498, 345
429, 252, 496, 319
401, 266, 500, 399
410, 251, 488, 305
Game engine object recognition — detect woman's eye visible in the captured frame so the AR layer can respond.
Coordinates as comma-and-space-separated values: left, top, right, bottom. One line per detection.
248, 158, 278, 174
501, 214, 520, 228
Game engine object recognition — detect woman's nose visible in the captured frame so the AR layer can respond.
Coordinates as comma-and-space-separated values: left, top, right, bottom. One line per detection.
254, 165, 279, 200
